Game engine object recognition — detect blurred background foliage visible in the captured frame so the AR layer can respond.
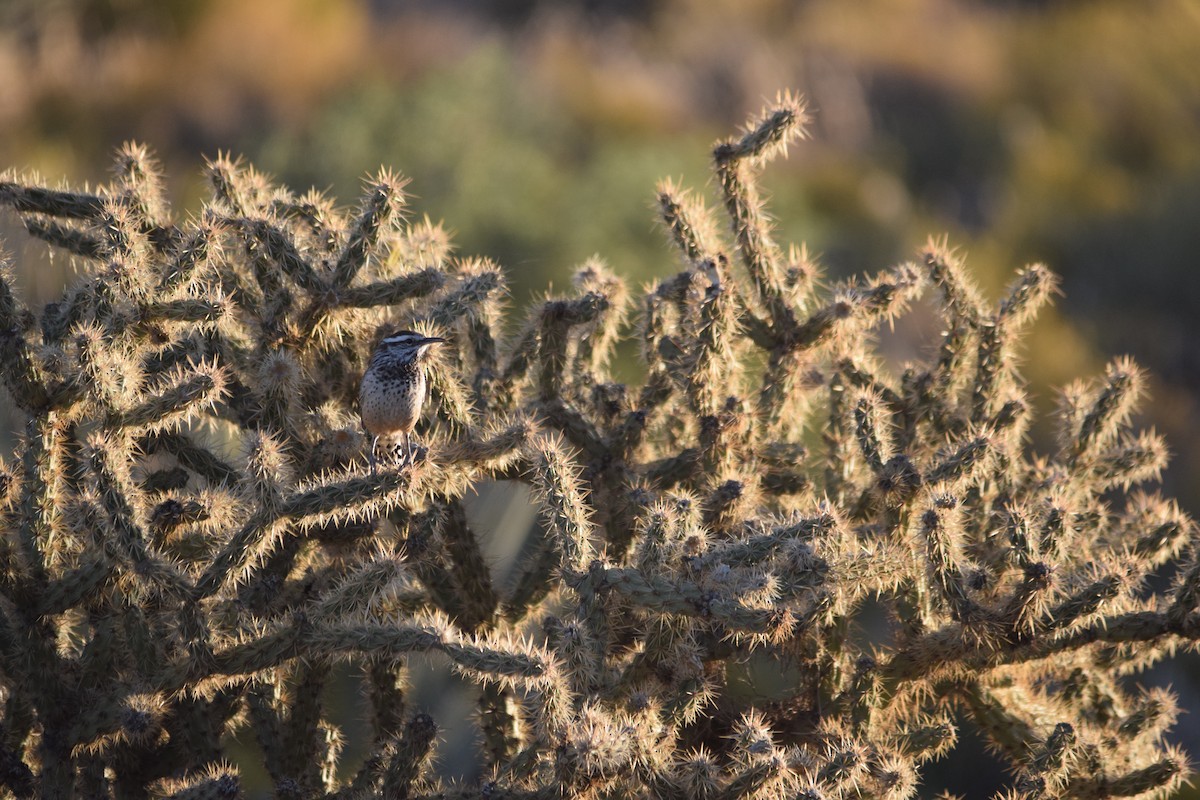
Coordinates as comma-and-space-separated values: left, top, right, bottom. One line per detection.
1, 0, 1199, 795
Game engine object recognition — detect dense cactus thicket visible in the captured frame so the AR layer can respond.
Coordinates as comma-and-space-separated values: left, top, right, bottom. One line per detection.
0, 94, 1197, 799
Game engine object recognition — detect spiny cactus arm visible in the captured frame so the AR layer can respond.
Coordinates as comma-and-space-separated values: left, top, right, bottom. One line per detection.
822, 369, 855, 498
240, 217, 327, 296
297, 617, 554, 688
527, 433, 594, 573
1115, 687, 1178, 748
140, 430, 240, 486
280, 660, 332, 793
153, 617, 304, 689
604, 405, 647, 466
205, 153, 270, 217
556, 576, 613, 697
420, 337, 477, 438
657, 181, 780, 355
923, 238, 987, 329
335, 266, 446, 308
392, 507, 473, 624
969, 266, 1056, 425
35, 553, 115, 618
87, 437, 195, 599
94, 203, 146, 276
1116, 495, 1194, 569
1065, 753, 1186, 800
1002, 721, 1078, 799
378, 712, 437, 800
882, 607, 1200, 692
918, 498, 975, 624
21, 216, 104, 259
233, 430, 529, 546
247, 349, 307, 450
1084, 430, 1169, 492
997, 263, 1059, 329
501, 524, 558, 623
157, 222, 218, 296
703, 511, 837, 569
270, 190, 348, 256
311, 559, 415, 622
193, 510, 287, 600
1168, 549, 1200, 625
569, 259, 627, 379
925, 434, 994, 487
444, 635, 555, 691
460, 268, 509, 412
852, 391, 895, 475
112, 141, 169, 226
438, 499, 499, 631
998, 561, 1055, 641
37, 285, 88, 348
687, 262, 743, 423
117, 602, 167, 679
234, 247, 291, 341
496, 315, 540, 405
295, 208, 446, 346
712, 94, 809, 334
436, 415, 536, 469
136, 297, 228, 329
243, 687, 287, 789
786, 262, 925, 354
838, 356, 905, 411
537, 397, 606, 461
332, 170, 408, 289
1041, 573, 1124, 634
362, 658, 409, 750
148, 763, 242, 800
639, 275, 688, 379
478, 681, 523, 767
159, 687, 242, 777
0, 177, 107, 220
66, 690, 168, 756
535, 292, 610, 403
887, 715, 959, 764
909, 242, 986, 424
14, 414, 65, 588
106, 360, 228, 434
575, 564, 801, 641
288, 464, 430, 521
657, 179, 724, 266
1061, 357, 1145, 469
0, 270, 53, 412
75, 609, 122, 690
952, 680, 1044, 770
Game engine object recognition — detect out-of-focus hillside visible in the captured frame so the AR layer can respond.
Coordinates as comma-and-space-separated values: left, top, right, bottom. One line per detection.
2, 1, 1198, 794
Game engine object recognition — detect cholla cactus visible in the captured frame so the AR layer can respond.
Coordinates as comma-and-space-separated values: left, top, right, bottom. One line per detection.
0, 100, 1195, 799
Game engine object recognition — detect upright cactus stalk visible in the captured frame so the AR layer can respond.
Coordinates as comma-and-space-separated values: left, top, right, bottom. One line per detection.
0, 94, 1195, 800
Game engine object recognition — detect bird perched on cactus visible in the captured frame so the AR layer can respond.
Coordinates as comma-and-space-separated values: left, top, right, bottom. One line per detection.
359, 329, 446, 472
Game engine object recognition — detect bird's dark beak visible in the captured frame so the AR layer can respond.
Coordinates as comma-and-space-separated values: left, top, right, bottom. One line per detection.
424, 336, 447, 345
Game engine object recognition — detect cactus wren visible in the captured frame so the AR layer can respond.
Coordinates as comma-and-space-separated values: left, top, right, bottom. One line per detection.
360, 330, 446, 472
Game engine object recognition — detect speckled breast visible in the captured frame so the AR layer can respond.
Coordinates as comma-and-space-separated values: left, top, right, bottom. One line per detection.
359, 368, 424, 436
